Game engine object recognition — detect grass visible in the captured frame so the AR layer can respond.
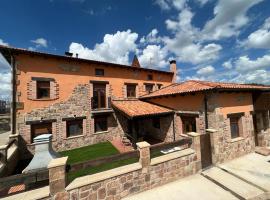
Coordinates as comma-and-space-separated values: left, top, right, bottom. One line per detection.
59, 142, 139, 182
150, 150, 164, 158
59, 142, 119, 165
67, 157, 138, 182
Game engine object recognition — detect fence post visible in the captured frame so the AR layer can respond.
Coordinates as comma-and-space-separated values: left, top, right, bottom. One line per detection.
187, 132, 201, 171
136, 141, 150, 173
48, 157, 68, 199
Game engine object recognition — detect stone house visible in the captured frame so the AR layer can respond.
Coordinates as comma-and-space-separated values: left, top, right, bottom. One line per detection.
141, 80, 270, 167
0, 45, 269, 166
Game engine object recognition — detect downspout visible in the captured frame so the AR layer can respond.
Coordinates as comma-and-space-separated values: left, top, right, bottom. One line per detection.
10, 52, 16, 135
204, 94, 208, 129
173, 113, 176, 141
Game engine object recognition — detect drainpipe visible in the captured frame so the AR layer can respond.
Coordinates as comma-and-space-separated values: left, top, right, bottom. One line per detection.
204, 94, 208, 129
9, 52, 16, 135
173, 113, 176, 141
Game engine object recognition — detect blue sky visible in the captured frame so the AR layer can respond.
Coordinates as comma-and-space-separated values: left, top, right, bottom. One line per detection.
0, 0, 270, 99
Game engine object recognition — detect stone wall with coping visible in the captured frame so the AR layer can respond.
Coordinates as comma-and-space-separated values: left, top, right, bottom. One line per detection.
65, 145, 199, 200
17, 84, 125, 159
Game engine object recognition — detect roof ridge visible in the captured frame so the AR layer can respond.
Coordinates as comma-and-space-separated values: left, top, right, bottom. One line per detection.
139, 82, 179, 98
0, 45, 173, 75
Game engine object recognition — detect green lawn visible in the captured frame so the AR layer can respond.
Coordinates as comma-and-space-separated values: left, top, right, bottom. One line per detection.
59, 142, 119, 165
59, 142, 139, 182
67, 157, 138, 182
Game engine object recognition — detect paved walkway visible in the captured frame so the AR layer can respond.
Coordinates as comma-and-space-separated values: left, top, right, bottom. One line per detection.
124, 153, 270, 200
124, 174, 238, 200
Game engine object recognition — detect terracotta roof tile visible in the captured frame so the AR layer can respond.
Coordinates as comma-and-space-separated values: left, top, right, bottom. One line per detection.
112, 100, 173, 118
141, 80, 270, 99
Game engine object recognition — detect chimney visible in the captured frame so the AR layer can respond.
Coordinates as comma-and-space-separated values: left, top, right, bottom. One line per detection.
65, 52, 73, 57
170, 60, 177, 83
131, 55, 141, 68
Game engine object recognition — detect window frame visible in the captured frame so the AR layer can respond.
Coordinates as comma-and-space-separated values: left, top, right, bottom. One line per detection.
36, 80, 50, 99
147, 74, 153, 80
181, 116, 197, 134
95, 68, 105, 77
144, 84, 154, 94
66, 119, 83, 138
94, 116, 108, 133
126, 84, 137, 98
31, 122, 52, 143
228, 113, 244, 139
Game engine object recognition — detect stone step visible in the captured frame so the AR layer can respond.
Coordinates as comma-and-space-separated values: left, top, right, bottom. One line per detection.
255, 147, 270, 156
202, 167, 264, 200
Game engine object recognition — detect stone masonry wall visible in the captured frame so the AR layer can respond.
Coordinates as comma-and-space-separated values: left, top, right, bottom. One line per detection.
208, 112, 255, 164
67, 151, 198, 200
17, 84, 125, 159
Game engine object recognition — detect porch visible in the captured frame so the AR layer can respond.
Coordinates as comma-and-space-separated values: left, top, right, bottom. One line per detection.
112, 100, 174, 146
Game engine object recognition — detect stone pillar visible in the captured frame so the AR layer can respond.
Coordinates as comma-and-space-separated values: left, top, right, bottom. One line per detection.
136, 141, 150, 172
48, 157, 68, 197
206, 129, 218, 164
186, 132, 201, 162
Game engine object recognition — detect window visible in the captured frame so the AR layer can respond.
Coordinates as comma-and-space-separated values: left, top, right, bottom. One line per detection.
94, 116, 108, 133
182, 116, 196, 134
145, 84, 154, 94
147, 74, 153, 80
157, 84, 163, 89
152, 118, 160, 129
31, 123, 52, 143
37, 81, 50, 99
66, 119, 83, 137
95, 69, 104, 76
127, 84, 136, 98
93, 83, 106, 109
229, 116, 241, 139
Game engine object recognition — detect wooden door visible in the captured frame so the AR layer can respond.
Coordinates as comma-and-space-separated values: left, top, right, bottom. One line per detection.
200, 133, 212, 169
93, 84, 106, 109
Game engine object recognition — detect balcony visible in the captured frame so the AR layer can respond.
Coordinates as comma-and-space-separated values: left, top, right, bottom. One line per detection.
91, 96, 113, 115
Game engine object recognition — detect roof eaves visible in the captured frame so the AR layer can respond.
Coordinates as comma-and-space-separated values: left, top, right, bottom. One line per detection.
0, 45, 173, 75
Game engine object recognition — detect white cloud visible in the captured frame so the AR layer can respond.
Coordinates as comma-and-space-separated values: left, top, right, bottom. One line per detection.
154, 0, 187, 11
235, 54, 270, 72
31, 38, 48, 48
0, 39, 8, 46
140, 29, 161, 44
196, 65, 215, 75
0, 54, 11, 99
222, 60, 233, 69
163, 8, 222, 64
138, 45, 168, 68
202, 0, 264, 40
241, 17, 270, 49
230, 70, 270, 84
69, 30, 138, 65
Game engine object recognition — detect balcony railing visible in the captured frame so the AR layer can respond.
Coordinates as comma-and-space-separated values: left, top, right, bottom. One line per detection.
91, 96, 112, 110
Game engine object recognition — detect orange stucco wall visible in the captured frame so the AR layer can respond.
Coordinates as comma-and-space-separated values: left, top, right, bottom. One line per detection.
214, 92, 254, 117
147, 93, 205, 111
16, 54, 173, 113
147, 92, 254, 116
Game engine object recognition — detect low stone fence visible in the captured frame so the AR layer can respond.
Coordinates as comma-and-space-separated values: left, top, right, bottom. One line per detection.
2, 133, 201, 200
49, 133, 201, 200
0, 134, 19, 177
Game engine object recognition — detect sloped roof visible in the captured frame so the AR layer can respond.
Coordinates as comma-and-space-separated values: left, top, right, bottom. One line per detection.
140, 80, 270, 99
0, 45, 173, 75
112, 100, 173, 119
